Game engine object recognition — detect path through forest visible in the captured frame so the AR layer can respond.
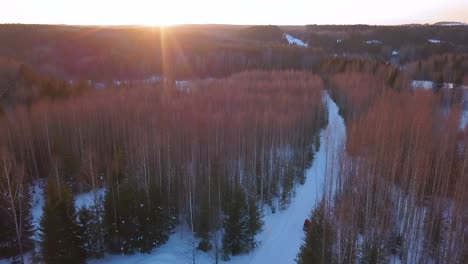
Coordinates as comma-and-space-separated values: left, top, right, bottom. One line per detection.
90, 91, 347, 264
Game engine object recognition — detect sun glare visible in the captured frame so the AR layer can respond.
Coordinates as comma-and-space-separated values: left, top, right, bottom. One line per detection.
139, 1, 187, 26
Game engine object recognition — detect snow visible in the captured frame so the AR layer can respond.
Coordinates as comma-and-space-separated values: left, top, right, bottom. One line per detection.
411, 80, 434, 90
428, 39, 442, 44
436, 22, 467, 26
30, 182, 104, 241
75, 188, 105, 209
31, 180, 45, 238
90, 92, 347, 264
284, 34, 308, 47
366, 40, 383, 45
0, 253, 34, 264
389, 255, 402, 264
460, 90, 468, 130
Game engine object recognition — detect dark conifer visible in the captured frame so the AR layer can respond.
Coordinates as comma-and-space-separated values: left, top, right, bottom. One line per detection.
222, 189, 249, 257
40, 179, 86, 264
296, 201, 334, 264
246, 195, 263, 251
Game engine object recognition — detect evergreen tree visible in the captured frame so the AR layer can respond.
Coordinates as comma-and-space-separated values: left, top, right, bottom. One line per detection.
135, 182, 174, 253
434, 74, 444, 92
195, 195, 212, 252
104, 181, 137, 254
246, 196, 263, 250
222, 189, 249, 259
105, 180, 174, 254
40, 179, 86, 264
77, 203, 105, 258
296, 201, 334, 264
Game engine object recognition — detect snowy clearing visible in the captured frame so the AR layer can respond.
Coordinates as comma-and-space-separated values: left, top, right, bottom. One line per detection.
284, 34, 308, 47
366, 40, 383, 45
411, 80, 434, 90
428, 39, 442, 44
90, 92, 347, 264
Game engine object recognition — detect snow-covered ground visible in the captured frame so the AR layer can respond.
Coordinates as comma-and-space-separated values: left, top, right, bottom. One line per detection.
411, 80, 434, 90
366, 40, 383, 45
3, 93, 346, 264
284, 34, 308, 47
75, 188, 105, 208
460, 89, 468, 130
428, 39, 442, 44
90, 92, 347, 264
29, 181, 104, 243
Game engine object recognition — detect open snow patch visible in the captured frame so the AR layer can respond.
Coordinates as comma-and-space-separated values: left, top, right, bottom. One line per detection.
284, 34, 308, 47
366, 40, 383, 45
428, 39, 442, 44
412, 80, 434, 90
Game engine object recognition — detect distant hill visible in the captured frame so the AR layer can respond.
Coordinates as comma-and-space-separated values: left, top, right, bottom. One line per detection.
434, 21, 467, 26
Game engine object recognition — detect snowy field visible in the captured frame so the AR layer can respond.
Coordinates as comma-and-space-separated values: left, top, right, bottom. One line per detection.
284, 34, 308, 47
89, 92, 346, 264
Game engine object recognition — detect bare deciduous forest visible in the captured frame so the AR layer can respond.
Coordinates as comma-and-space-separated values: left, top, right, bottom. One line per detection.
0, 23, 467, 264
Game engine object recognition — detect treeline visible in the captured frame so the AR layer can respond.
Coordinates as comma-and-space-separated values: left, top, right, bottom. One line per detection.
298, 71, 467, 263
237, 25, 286, 43
405, 53, 468, 85
0, 71, 328, 262
2, 24, 467, 83
318, 58, 410, 123
0, 59, 92, 115
304, 24, 468, 62
0, 24, 323, 81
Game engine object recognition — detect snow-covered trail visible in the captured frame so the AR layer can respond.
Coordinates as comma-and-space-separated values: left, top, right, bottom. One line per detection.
228, 92, 346, 264
90, 92, 346, 264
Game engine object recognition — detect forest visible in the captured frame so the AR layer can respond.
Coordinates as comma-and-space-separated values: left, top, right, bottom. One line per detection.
0, 70, 327, 263
0, 23, 467, 264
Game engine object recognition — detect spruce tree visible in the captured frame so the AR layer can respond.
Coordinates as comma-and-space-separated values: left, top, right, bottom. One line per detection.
135, 182, 174, 253
246, 196, 263, 251
296, 201, 334, 264
222, 188, 249, 258
40, 179, 86, 264
104, 181, 137, 254
77, 203, 105, 258
195, 195, 212, 252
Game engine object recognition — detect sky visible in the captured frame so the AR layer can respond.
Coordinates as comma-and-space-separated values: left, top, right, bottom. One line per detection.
1, 0, 468, 25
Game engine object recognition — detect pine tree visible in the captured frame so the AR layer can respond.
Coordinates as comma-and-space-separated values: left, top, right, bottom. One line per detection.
246, 195, 263, 251
222, 189, 249, 258
40, 179, 86, 264
104, 181, 137, 254
434, 74, 444, 92
135, 182, 174, 253
296, 201, 334, 264
195, 195, 212, 252
77, 203, 105, 258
